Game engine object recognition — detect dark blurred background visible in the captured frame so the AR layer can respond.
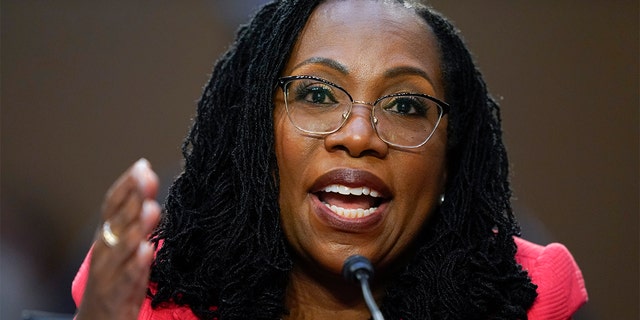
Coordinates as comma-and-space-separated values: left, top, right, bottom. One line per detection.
2, 1, 637, 319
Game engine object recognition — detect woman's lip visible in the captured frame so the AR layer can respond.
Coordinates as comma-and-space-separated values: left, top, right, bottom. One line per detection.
310, 168, 391, 198
310, 193, 388, 232
308, 168, 391, 232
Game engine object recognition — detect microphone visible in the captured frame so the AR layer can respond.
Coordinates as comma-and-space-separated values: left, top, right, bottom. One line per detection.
342, 255, 385, 320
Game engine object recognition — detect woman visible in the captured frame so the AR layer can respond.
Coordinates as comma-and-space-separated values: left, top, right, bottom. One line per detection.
73, 0, 587, 319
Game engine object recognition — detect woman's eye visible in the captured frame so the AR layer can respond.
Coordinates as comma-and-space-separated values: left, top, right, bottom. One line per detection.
295, 85, 337, 105
383, 97, 428, 116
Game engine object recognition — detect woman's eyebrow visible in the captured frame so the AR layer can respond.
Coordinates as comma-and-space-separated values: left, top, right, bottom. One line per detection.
291, 57, 349, 74
291, 58, 434, 87
384, 66, 434, 86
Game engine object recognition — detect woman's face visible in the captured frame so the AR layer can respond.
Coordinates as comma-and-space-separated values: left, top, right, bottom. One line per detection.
274, 0, 448, 276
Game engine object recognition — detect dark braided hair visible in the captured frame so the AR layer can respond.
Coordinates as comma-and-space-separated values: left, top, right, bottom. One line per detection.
149, 1, 538, 319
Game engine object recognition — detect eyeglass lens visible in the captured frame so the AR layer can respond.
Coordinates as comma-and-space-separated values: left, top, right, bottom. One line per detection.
282, 78, 444, 148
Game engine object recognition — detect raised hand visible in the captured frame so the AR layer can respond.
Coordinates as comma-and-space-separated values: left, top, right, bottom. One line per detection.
76, 159, 161, 320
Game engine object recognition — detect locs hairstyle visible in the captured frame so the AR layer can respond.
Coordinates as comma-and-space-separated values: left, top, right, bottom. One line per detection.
149, 0, 537, 319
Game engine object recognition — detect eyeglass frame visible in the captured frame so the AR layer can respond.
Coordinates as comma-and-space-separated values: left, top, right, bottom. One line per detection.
276, 75, 451, 149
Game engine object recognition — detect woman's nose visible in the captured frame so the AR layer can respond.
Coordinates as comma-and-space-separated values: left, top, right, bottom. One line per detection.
324, 105, 388, 158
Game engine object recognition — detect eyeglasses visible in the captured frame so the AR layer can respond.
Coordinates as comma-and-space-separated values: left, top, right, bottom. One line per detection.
277, 75, 450, 148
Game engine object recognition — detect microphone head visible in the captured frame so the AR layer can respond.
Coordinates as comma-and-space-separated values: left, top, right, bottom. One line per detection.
342, 254, 374, 283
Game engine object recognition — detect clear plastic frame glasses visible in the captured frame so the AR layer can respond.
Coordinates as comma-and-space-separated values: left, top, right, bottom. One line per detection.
277, 75, 450, 148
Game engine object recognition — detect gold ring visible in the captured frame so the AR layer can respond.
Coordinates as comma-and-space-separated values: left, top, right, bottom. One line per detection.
101, 221, 119, 247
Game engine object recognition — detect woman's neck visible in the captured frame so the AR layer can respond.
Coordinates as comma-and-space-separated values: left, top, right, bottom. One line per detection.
283, 262, 382, 320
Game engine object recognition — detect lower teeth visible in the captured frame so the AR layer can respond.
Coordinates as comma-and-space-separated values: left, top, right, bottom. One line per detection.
324, 203, 377, 218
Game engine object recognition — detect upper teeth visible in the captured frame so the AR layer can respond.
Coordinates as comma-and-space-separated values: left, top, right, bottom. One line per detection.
322, 184, 381, 197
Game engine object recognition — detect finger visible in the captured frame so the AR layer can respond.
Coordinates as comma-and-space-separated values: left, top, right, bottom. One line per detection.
92, 201, 160, 289
123, 159, 160, 233
109, 242, 153, 309
92, 160, 159, 272
140, 200, 162, 236
98, 159, 160, 248
101, 173, 139, 222
130, 158, 159, 199
108, 187, 145, 237
92, 194, 143, 265
101, 158, 158, 222
94, 215, 150, 281
99, 194, 160, 260
131, 241, 154, 300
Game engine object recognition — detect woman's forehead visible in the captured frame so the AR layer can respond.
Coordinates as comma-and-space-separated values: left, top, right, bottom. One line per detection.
283, 0, 444, 98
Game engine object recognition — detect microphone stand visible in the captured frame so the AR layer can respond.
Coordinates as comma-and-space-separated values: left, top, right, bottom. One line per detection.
342, 255, 385, 320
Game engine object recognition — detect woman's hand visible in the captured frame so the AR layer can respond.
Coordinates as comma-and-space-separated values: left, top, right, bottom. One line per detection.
76, 159, 162, 320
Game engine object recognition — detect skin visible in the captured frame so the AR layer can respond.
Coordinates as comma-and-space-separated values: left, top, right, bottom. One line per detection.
274, 0, 448, 318
76, 159, 161, 320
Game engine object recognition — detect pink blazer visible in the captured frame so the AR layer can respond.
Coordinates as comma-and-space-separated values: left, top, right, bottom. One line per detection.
72, 237, 587, 319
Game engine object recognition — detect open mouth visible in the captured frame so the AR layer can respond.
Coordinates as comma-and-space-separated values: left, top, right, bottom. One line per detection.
315, 184, 386, 219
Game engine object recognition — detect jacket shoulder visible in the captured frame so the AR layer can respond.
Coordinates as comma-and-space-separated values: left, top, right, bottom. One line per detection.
514, 237, 588, 320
